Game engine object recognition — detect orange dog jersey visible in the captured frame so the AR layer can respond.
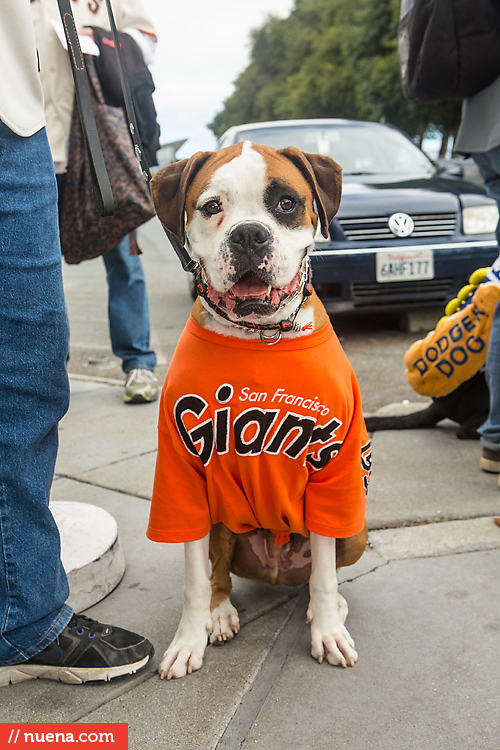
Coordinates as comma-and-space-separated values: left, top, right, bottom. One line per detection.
147, 317, 371, 545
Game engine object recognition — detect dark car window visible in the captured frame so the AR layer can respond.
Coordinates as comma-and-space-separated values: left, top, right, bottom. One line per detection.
233, 125, 436, 178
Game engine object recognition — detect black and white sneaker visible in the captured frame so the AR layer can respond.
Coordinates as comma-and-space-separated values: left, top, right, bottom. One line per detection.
0, 614, 154, 686
480, 444, 500, 473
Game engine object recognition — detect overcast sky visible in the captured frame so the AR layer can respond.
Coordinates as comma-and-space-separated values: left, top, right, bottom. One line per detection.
146, 0, 294, 158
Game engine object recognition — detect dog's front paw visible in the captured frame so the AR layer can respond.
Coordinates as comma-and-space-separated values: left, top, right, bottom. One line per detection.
307, 592, 358, 668
210, 599, 240, 645
159, 612, 212, 680
309, 621, 358, 668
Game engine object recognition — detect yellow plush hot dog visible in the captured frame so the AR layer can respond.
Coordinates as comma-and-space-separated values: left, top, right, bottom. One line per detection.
405, 268, 500, 397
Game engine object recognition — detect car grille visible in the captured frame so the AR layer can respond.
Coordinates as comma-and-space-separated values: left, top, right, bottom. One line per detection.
338, 214, 456, 241
351, 277, 454, 305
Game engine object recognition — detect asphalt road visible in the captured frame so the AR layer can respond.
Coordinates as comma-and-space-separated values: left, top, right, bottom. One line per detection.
330, 313, 432, 413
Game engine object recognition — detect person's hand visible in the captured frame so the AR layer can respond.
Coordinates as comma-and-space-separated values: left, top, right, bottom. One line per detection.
78, 27, 94, 42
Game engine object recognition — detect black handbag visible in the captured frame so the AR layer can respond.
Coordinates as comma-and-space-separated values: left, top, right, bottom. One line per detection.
92, 27, 161, 167
398, 0, 500, 104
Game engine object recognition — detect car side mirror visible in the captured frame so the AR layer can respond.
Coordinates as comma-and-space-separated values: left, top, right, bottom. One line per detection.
438, 161, 464, 178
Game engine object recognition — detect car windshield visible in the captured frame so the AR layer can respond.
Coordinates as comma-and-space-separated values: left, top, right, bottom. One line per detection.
231, 124, 436, 178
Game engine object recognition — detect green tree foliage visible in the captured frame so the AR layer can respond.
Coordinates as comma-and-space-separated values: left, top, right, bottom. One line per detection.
209, 0, 462, 153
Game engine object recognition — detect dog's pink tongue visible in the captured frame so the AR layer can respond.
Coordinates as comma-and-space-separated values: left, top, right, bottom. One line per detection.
230, 276, 269, 299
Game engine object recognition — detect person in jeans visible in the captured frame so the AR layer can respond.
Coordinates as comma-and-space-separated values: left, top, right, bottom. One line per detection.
0, 2, 153, 686
455, 77, 500, 483
32, 0, 159, 405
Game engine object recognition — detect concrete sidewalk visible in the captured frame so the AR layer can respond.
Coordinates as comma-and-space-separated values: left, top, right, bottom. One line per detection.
2, 219, 499, 749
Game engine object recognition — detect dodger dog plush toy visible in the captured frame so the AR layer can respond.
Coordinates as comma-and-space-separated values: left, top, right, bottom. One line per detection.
146, 142, 371, 680
366, 267, 500, 439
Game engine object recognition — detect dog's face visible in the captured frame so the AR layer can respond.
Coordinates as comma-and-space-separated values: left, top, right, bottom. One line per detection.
152, 142, 342, 322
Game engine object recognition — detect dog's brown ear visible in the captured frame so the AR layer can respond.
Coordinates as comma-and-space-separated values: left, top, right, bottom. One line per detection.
151, 151, 213, 245
278, 147, 342, 238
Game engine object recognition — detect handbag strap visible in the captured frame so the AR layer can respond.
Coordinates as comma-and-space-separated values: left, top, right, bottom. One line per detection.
56, 0, 114, 216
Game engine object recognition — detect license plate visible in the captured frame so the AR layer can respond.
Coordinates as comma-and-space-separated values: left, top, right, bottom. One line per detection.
376, 248, 435, 283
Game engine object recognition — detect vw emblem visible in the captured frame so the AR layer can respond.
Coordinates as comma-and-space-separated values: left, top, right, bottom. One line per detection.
388, 212, 414, 237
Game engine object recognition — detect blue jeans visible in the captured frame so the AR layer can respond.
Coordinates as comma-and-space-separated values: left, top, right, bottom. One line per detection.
477, 298, 500, 448
0, 121, 73, 665
102, 235, 156, 374
56, 175, 156, 375
473, 148, 500, 447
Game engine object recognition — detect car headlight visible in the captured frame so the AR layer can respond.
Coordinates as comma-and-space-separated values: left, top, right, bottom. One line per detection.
462, 204, 499, 234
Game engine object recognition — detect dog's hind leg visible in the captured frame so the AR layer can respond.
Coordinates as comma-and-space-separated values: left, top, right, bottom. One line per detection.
209, 523, 240, 645
336, 519, 368, 570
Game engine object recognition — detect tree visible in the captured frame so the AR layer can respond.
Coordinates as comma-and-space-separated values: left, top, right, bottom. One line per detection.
209, 0, 462, 152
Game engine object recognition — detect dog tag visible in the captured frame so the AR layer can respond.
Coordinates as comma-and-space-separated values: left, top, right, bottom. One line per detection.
260, 329, 282, 345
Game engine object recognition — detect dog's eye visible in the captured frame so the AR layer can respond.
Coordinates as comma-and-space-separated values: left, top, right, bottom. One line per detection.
277, 197, 295, 212
202, 200, 222, 216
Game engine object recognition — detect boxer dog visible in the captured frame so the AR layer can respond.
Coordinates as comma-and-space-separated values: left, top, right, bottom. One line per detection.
149, 142, 370, 680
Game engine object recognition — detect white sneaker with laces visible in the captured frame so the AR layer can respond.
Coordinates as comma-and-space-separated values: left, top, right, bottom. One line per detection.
124, 368, 159, 404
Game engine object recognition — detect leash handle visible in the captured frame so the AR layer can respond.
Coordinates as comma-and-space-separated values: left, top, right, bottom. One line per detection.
56, 0, 115, 217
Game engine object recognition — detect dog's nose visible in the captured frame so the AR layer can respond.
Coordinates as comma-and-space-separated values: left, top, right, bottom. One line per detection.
228, 222, 272, 252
